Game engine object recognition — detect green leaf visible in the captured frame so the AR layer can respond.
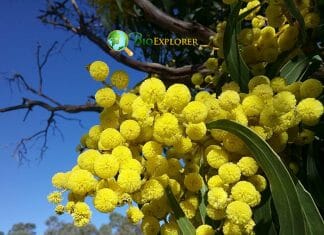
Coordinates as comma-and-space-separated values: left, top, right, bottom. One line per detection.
165, 186, 196, 235
296, 181, 324, 234
223, 3, 250, 92
280, 55, 311, 84
206, 120, 306, 235
283, 0, 306, 42
254, 190, 277, 235
198, 184, 207, 224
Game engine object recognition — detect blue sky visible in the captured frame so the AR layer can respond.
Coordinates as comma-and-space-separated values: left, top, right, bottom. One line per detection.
0, 0, 145, 233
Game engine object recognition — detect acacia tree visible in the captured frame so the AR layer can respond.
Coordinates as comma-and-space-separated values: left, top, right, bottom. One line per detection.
2, 0, 324, 234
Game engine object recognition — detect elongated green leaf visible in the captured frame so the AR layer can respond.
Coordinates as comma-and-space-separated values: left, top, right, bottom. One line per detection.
198, 184, 207, 224
206, 120, 306, 235
296, 181, 324, 234
283, 0, 306, 42
254, 190, 277, 235
223, 3, 250, 92
280, 55, 311, 84
165, 186, 195, 235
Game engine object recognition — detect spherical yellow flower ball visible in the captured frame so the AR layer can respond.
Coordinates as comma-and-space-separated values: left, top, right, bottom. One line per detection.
67, 169, 96, 195
231, 181, 261, 207
218, 90, 241, 110
208, 187, 228, 210
248, 174, 267, 192
98, 128, 125, 150
127, 206, 144, 224
112, 145, 132, 163
195, 91, 214, 103
89, 61, 109, 81
142, 141, 163, 160
120, 119, 141, 140
250, 125, 272, 140
296, 98, 324, 126
268, 132, 289, 153
55, 204, 65, 215
185, 122, 207, 141
196, 224, 215, 235
161, 221, 179, 235
206, 205, 226, 220
47, 191, 62, 204
182, 101, 208, 123
226, 201, 252, 225
184, 172, 203, 192
88, 125, 102, 142
65, 201, 75, 214
72, 202, 92, 227
180, 195, 199, 219
141, 216, 160, 235
94, 154, 119, 179
146, 155, 168, 177
141, 179, 165, 202
153, 113, 182, 146
164, 84, 191, 112
119, 92, 137, 114
94, 188, 118, 213
273, 91, 296, 114
173, 137, 193, 154
252, 84, 273, 100
77, 149, 101, 174
222, 219, 243, 235
117, 170, 142, 193
52, 172, 69, 189
120, 159, 143, 174
300, 79, 323, 98
237, 156, 259, 177
218, 163, 241, 184
248, 75, 270, 91
140, 77, 166, 104
95, 87, 116, 108
207, 145, 229, 169
191, 72, 204, 86
271, 77, 286, 93
110, 70, 129, 89
222, 81, 240, 93
223, 133, 249, 155
295, 129, 315, 145
208, 175, 226, 189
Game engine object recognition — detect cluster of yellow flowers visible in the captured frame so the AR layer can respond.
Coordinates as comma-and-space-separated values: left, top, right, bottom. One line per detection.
48, 60, 323, 234
211, 0, 320, 75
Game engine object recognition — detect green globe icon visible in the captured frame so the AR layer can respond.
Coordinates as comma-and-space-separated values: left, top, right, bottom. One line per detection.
107, 30, 133, 56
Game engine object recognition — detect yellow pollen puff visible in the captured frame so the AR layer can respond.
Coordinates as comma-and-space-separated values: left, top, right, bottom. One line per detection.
120, 158, 143, 174
153, 113, 182, 146
52, 172, 69, 189
141, 179, 165, 202
218, 163, 241, 184
242, 95, 264, 117
89, 61, 109, 82
271, 77, 286, 93
208, 175, 225, 189
161, 221, 180, 235
146, 155, 168, 177
196, 224, 215, 235
55, 204, 65, 215
273, 91, 296, 114
296, 98, 324, 126
88, 125, 102, 142
248, 174, 267, 192
67, 169, 96, 195
141, 216, 160, 235
226, 201, 252, 225
184, 172, 203, 192
180, 195, 199, 219
119, 92, 137, 114
112, 145, 132, 163
47, 191, 63, 204
231, 181, 261, 207
94, 188, 118, 213
237, 156, 259, 176
185, 122, 207, 141
127, 206, 144, 224
142, 141, 163, 160
99, 128, 125, 150
182, 101, 208, 123
117, 169, 142, 193
218, 90, 241, 110
94, 154, 119, 179
300, 78, 323, 98
222, 81, 240, 93
173, 137, 193, 154
139, 77, 166, 104
252, 84, 274, 100
191, 72, 204, 86
222, 219, 243, 235
206, 145, 229, 169
77, 149, 101, 174
72, 202, 92, 227
95, 87, 116, 108
248, 75, 270, 91
110, 70, 129, 89
164, 84, 191, 113
208, 187, 228, 210
120, 119, 141, 140
206, 205, 226, 220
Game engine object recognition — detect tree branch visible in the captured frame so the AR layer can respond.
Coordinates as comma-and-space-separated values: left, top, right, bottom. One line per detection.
133, 0, 215, 44
38, 0, 212, 80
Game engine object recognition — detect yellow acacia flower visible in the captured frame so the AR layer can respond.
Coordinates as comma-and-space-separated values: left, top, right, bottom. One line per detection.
146, 155, 168, 177
273, 91, 296, 114
95, 87, 116, 108
110, 70, 129, 89
127, 206, 144, 224
142, 141, 163, 160
237, 156, 259, 177
164, 84, 191, 112
89, 61, 109, 81
182, 101, 208, 123
206, 145, 229, 169
161, 221, 180, 235
185, 122, 207, 141
55, 205, 65, 215
208, 187, 229, 210
206, 205, 226, 221
196, 224, 215, 235
222, 81, 240, 93
231, 181, 261, 207
98, 128, 125, 150
248, 175, 267, 192
139, 77, 166, 104
112, 145, 132, 163
47, 191, 62, 204
94, 188, 118, 213
77, 149, 101, 174
226, 201, 252, 225
218, 90, 241, 110
120, 158, 143, 174
180, 195, 199, 219
270, 76, 286, 93
184, 173, 203, 192
52, 172, 69, 189
67, 169, 96, 195
153, 113, 182, 146
94, 154, 119, 179
218, 163, 241, 184
72, 202, 92, 227
141, 216, 160, 235
119, 92, 137, 114
141, 179, 165, 203
248, 75, 270, 91
222, 219, 243, 235
120, 119, 141, 140
191, 72, 203, 86
117, 170, 142, 193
